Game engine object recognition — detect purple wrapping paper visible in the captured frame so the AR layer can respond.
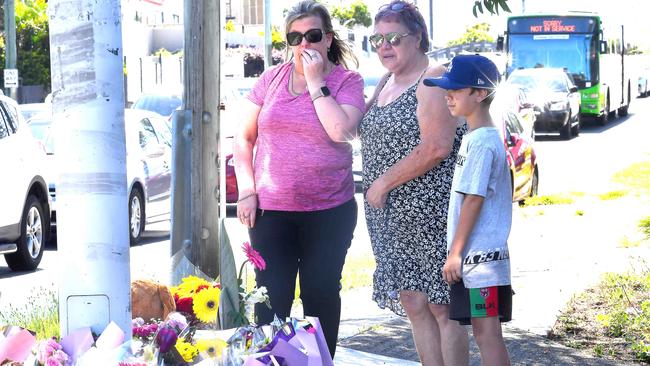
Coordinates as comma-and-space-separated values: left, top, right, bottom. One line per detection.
60, 327, 94, 364
245, 317, 332, 366
305, 317, 333, 366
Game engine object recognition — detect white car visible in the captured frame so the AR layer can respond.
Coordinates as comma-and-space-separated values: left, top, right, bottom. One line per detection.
34, 109, 172, 244
0, 95, 51, 271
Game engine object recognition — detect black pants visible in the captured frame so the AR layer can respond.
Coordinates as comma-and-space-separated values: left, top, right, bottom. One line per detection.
249, 198, 357, 358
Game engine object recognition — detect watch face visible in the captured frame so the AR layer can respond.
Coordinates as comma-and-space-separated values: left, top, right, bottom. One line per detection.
321, 86, 331, 96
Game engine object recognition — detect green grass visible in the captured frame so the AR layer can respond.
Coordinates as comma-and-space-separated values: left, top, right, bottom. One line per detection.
552, 266, 650, 362
596, 270, 650, 361
613, 161, 650, 193
0, 287, 59, 340
341, 255, 376, 291
640, 216, 650, 239
598, 190, 628, 201
523, 194, 574, 206
575, 210, 585, 216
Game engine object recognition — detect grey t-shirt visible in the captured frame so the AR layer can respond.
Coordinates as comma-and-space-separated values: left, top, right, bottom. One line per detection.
447, 127, 512, 288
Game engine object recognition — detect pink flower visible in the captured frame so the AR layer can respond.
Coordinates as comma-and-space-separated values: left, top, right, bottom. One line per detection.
242, 241, 266, 271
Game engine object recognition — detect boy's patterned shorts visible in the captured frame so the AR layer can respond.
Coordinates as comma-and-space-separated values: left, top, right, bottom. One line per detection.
449, 282, 513, 325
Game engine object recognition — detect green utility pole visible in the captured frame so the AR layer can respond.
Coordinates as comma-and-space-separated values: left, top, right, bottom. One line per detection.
4, 0, 17, 99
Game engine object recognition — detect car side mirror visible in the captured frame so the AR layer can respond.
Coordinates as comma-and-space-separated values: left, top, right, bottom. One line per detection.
569, 86, 578, 93
496, 35, 504, 52
508, 133, 519, 147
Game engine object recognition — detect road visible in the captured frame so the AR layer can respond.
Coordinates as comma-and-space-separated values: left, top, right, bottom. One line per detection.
2, 96, 649, 336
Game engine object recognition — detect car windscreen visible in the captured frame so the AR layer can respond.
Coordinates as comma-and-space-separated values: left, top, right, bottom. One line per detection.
133, 95, 182, 117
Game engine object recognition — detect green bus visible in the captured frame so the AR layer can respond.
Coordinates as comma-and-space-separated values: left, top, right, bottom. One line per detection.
503, 14, 632, 124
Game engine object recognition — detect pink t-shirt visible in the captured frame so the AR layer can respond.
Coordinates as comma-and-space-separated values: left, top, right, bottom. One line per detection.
247, 62, 365, 211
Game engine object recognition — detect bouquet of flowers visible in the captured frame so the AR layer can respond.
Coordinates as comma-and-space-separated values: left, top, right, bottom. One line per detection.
35, 337, 69, 366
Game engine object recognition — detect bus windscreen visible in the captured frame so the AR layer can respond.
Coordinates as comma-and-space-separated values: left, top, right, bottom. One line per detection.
507, 33, 597, 87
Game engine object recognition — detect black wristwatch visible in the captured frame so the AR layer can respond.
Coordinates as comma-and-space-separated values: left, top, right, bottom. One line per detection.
311, 85, 331, 101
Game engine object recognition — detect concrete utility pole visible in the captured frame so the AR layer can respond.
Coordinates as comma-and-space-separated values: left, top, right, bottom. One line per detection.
172, 0, 221, 280
49, 0, 131, 337
4, 0, 17, 99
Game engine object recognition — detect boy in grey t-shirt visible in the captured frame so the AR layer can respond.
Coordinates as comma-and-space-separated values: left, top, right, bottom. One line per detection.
424, 54, 512, 366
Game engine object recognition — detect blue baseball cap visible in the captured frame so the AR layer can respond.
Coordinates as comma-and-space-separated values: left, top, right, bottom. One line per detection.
423, 54, 500, 90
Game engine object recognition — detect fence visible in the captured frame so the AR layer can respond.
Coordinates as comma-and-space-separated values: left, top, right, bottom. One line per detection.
125, 55, 184, 104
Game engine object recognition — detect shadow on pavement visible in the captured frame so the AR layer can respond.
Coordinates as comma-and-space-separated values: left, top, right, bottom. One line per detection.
338, 317, 635, 366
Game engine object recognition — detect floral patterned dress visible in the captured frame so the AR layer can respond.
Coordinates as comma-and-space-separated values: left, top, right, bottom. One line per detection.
359, 79, 466, 316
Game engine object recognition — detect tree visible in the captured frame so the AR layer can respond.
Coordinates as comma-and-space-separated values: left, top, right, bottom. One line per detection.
447, 22, 494, 46
14, 0, 50, 86
225, 19, 235, 32
473, 0, 511, 17
331, 1, 371, 28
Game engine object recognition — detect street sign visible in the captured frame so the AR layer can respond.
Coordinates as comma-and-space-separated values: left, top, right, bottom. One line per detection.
3, 69, 18, 88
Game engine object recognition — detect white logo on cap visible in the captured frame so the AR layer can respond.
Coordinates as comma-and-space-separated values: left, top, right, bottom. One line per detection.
477, 78, 485, 85
447, 63, 453, 73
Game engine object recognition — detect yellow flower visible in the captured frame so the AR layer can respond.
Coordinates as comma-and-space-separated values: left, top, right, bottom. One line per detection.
175, 339, 199, 362
195, 338, 227, 359
171, 275, 211, 298
192, 286, 221, 323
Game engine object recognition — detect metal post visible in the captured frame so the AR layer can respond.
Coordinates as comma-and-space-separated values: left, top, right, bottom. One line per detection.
264, 0, 272, 68
4, 0, 17, 100
49, 0, 131, 338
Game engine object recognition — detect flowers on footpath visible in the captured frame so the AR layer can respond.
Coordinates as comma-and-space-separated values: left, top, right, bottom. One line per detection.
192, 286, 221, 324
35, 337, 68, 366
170, 275, 221, 325
242, 241, 266, 270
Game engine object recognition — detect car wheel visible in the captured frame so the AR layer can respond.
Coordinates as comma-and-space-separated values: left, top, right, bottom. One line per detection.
4, 195, 47, 271
572, 112, 580, 137
129, 188, 145, 245
561, 114, 572, 140
530, 166, 539, 197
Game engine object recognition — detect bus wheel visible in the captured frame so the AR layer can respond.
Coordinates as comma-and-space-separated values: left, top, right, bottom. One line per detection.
598, 96, 610, 126
618, 84, 631, 117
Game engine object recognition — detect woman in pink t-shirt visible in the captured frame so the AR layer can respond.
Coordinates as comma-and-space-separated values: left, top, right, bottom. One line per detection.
233, 0, 365, 357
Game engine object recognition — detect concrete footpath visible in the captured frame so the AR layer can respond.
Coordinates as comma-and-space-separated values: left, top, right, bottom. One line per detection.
330, 288, 635, 366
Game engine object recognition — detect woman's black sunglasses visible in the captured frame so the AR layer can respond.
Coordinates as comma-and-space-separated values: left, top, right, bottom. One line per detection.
286, 29, 323, 46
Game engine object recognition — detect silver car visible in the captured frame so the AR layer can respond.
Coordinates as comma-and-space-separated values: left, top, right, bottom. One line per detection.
0, 95, 51, 271
28, 109, 172, 245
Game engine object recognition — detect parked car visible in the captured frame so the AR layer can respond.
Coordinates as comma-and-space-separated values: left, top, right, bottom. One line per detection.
132, 91, 182, 118
31, 109, 172, 244
493, 108, 539, 204
505, 68, 581, 140
0, 94, 51, 271
638, 67, 650, 98
492, 83, 536, 139
18, 102, 51, 123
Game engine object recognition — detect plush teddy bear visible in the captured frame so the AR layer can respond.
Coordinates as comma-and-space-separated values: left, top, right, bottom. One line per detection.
131, 279, 176, 322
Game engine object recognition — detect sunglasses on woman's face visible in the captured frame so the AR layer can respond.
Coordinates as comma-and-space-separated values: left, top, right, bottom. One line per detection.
369, 32, 411, 49
286, 29, 323, 46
